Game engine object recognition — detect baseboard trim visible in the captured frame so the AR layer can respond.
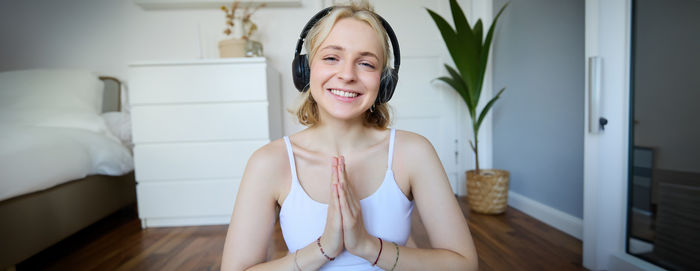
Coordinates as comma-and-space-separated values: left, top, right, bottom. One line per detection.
508, 191, 583, 240
609, 252, 666, 271
140, 216, 230, 228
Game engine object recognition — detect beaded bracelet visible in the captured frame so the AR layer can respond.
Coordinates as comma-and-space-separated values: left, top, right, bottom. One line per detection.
316, 237, 335, 261
372, 237, 383, 266
390, 242, 399, 271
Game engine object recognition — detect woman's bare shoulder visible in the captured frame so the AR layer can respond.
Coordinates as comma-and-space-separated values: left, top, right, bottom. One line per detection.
394, 129, 441, 171
394, 129, 435, 154
244, 138, 291, 185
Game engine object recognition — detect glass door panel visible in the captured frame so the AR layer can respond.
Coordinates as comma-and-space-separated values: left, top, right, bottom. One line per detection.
627, 0, 700, 269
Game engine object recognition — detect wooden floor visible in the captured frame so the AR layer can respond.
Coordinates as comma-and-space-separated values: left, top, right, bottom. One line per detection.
18, 197, 586, 271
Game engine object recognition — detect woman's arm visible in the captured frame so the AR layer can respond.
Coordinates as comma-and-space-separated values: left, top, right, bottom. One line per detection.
341, 132, 478, 270
221, 144, 284, 270
221, 141, 344, 271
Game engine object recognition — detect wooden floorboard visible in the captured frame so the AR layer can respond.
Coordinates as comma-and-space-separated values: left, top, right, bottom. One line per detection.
17, 197, 586, 270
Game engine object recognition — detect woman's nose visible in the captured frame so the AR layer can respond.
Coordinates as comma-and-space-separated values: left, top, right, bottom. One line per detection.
337, 61, 356, 81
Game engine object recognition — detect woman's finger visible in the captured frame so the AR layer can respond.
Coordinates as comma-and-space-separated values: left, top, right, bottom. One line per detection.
333, 183, 343, 222
320, 157, 344, 257
334, 183, 342, 206
347, 184, 360, 211
337, 157, 353, 204
331, 157, 339, 184
337, 180, 355, 219
337, 156, 347, 185
330, 157, 340, 213
338, 157, 361, 211
338, 156, 351, 198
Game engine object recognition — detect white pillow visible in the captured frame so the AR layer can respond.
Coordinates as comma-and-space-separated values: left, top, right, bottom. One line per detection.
0, 69, 104, 114
101, 111, 132, 145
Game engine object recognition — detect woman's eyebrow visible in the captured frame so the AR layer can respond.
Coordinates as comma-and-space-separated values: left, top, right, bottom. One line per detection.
321, 45, 344, 52
359, 51, 379, 60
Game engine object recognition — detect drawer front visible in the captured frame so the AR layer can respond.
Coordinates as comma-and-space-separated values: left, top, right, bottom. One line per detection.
136, 179, 240, 218
129, 63, 267, 104
133, 141, 266, 181
131, 102, 270, 143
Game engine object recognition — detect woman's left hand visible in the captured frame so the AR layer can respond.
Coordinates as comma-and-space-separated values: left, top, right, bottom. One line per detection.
335, 156, 375, 257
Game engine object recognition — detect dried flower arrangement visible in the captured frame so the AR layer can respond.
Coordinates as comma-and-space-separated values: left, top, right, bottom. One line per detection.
220, 1, 266, 40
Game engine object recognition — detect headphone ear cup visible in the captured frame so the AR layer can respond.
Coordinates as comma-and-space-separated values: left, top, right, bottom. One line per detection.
292, 54, 310, 92
378, 69, 398, 104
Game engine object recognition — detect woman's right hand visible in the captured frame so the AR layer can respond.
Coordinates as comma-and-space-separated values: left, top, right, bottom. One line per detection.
319, 157, 344, 259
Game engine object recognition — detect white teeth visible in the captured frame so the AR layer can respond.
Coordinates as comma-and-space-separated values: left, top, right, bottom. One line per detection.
330, 89, 358, 98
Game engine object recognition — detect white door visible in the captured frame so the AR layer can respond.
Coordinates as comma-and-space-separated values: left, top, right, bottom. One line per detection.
583, 1, 664, 270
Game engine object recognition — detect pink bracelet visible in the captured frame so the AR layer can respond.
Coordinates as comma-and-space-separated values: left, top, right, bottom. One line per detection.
316, 237, 335, 261
372, 237, 383, 266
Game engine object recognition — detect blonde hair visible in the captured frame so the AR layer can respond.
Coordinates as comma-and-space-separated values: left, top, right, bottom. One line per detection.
293, 1, 393, 129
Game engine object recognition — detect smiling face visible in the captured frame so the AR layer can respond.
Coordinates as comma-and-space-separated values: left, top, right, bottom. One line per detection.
308, 17, 385, 123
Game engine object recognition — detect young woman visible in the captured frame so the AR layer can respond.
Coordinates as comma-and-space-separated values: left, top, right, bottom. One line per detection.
222, 2, 477, 270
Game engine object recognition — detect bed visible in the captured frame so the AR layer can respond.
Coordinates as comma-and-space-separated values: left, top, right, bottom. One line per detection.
0, 69, 136, 269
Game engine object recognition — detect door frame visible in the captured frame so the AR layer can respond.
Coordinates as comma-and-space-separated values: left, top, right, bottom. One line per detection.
583, 0, 664, 270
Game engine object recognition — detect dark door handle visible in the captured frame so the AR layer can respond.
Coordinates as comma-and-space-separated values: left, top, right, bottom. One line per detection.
600, 117, 608, 131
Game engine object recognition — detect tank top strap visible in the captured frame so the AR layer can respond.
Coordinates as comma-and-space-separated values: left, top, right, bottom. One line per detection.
283, 136, 299, 182
387, 128, 396, 169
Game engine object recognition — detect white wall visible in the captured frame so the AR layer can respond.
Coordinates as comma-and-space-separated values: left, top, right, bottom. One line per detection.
0, 0, 328, 134
0, 0, 127, 76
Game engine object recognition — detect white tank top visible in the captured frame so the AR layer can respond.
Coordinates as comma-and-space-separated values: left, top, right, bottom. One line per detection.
279, 128, 414, 270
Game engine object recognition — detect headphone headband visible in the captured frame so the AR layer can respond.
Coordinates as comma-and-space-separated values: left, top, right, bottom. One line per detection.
292, 6, 400, 104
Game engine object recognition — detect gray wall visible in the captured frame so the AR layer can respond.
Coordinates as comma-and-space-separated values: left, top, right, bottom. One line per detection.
0, 0, 127, 75
492, 0, 584, 218
634, 0, 700, 173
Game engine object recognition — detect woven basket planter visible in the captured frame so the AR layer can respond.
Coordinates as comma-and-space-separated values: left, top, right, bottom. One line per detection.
466, 169, 510, 214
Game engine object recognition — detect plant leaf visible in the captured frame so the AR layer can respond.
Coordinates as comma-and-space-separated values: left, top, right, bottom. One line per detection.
476, 87, 506, 130
443, 64, 476, 118
479, 3, 509, 90
474, 20, 484, 47
449, 0, 471, 39
448, 0, 480, 93
427, 5, 478, 92
436, 76, 470, 108
426, 8, 462, 63
472, 19, 484, 100
436, 75, 470, 110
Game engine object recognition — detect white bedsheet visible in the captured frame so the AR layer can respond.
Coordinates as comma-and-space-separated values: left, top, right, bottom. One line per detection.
0, 125, 134, 201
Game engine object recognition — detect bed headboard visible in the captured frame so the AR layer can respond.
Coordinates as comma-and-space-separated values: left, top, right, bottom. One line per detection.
99, 76, 121, 113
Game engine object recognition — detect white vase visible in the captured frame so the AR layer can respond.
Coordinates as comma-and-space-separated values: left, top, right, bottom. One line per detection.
232, 17, 244, 39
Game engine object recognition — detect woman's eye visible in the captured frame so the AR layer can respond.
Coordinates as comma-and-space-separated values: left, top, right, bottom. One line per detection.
323, 56, 338, 62
360, 62, 376, 69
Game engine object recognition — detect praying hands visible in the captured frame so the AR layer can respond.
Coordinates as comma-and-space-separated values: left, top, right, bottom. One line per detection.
317, 156, 395, 268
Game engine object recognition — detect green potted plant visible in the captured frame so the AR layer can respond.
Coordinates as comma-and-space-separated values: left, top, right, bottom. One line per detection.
427, 0, 509, 214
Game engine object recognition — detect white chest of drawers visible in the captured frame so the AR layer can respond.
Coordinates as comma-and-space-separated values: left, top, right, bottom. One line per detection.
128, 58, 282, 227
